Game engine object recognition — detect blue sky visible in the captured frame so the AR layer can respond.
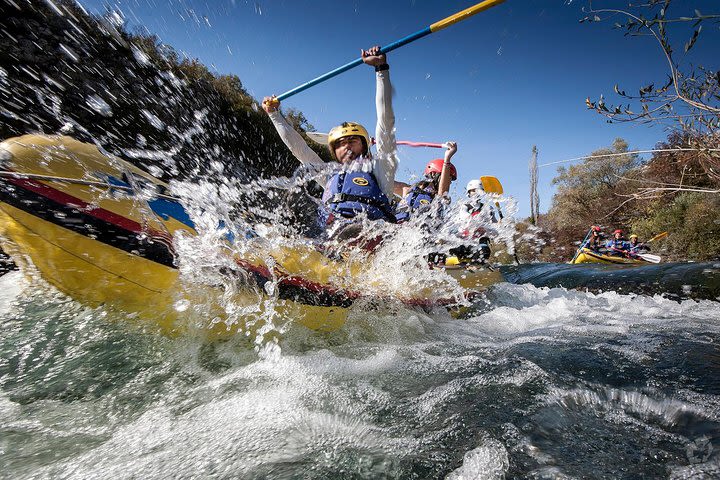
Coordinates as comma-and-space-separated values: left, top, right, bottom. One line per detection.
79, 0, 719, 218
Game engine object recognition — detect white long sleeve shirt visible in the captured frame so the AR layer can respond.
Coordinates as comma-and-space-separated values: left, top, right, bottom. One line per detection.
268, 70, 398, 200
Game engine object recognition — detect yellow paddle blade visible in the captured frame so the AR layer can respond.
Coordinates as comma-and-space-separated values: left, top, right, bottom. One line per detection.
445, 256, 460, 266
648, 231, 668, 243
480, 176, 503, 194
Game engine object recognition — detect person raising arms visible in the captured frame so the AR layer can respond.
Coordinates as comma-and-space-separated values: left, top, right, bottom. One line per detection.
394, 142, 458, 223
262, 45, 397, 238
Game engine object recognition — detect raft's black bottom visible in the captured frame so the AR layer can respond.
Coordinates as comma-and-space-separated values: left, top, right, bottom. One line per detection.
0, 248, 17, 277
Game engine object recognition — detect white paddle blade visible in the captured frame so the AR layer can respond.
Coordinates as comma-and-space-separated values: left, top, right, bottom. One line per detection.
638, 253, 661, 263
306, 131, 329, 145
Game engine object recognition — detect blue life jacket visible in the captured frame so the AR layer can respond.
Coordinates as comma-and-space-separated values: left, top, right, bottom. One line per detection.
319, 170, 395, 225
606, 239, 629, 254
395, 185, 435, 223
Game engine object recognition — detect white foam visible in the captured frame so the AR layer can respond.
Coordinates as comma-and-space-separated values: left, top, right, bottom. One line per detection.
543, 384, 708, 428
465, 283, 720, 337
37, 353, 416, 478
445, 438, 509, 480
0, 271, 25, 316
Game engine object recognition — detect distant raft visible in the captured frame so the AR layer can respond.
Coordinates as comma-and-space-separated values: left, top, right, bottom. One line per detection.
0, 134, 503, 337
570, 248, 650, 265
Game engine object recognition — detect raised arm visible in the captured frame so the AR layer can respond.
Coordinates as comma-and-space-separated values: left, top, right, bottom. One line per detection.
361, 46, 397, 199
262, 96, 326, 173
437, 141, 458, 197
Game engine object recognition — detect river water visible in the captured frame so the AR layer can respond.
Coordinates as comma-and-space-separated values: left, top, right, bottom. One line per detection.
2, 2, 720, 476
2, 267, 719, 479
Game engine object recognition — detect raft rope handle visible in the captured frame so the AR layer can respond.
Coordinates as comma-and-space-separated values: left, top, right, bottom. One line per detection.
0, 170, 180, 201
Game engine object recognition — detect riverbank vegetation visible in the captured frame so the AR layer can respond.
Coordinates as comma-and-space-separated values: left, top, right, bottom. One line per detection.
523, 133, 720, 263
0, 0, 331, 182
2, 0, 717, 265
520, 1, 720, 263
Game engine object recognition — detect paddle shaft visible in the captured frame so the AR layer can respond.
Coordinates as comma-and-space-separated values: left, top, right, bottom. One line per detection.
398, 141, 446, 148
376, 138, 446, 148
276, 0, 506, 100
306, 132, 445, 148
647, 231, 668, 243
570, 228, 594, 264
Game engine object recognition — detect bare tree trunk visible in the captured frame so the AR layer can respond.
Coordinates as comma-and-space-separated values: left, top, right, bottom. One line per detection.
529, 145, 540, 225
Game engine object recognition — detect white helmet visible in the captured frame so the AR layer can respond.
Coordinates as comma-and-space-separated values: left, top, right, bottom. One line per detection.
466, 179, 482, 194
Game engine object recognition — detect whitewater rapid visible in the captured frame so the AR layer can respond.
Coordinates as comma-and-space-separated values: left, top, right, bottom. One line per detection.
1, 272, 718, 479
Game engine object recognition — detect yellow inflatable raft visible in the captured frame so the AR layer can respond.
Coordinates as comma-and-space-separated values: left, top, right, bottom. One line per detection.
0, 135, 502, 336
570, 248, 649, 265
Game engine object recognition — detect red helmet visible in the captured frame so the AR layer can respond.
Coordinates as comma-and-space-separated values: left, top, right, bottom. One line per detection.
613, 229, 624, 235
424, 159, 457, 181
591, 225, 601, 232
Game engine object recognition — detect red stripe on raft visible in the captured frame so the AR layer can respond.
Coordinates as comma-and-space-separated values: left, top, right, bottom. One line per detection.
234, 258, 463, 309
9, 177, 144, 233
234, 258, 359, 301
8, 176, 172, 243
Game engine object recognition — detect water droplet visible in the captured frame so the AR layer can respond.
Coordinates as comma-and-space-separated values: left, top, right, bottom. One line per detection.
147, 164, 164, 177
142, 109, 165, 130
59, 43, 79, 62
86, 94, 113, 117
174, 299, 190, 312
131, 46, 151, 66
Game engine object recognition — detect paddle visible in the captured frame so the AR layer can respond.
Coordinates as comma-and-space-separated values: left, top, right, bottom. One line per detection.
306, 131, 447, 148
626, 232, 665, 263
477, 176, 520, 264
480, 175, 505, 220
637, 253, 661, 263
396, 141, 447, 148
570, 227, 594, 265
480, 176, 503, 195
647, 231, 668, 243
275, 0, 507, 101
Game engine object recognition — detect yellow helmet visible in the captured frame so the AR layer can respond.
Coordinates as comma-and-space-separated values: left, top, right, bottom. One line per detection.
327, 122, 370, 160
629, 234, 638, 239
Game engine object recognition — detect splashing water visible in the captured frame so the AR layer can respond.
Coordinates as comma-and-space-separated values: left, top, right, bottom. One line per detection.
2, 2, 720, 478
1, 273, 719, 478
